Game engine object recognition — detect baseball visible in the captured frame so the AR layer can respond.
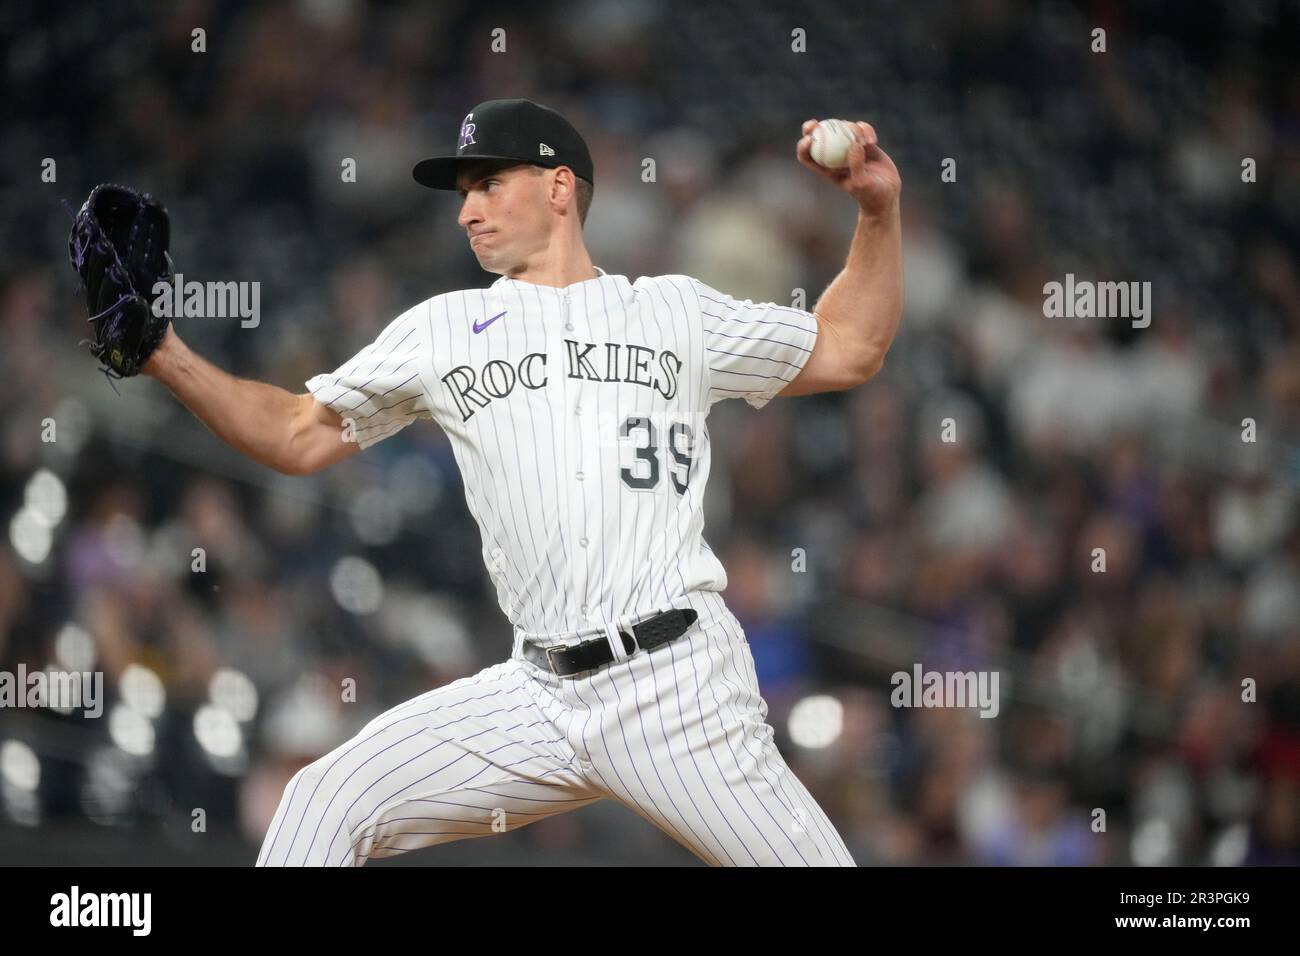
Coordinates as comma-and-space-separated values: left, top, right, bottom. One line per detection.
809, 118, 857, 168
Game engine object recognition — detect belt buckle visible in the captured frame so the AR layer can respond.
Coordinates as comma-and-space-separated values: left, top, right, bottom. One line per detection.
545, 644, 568, 675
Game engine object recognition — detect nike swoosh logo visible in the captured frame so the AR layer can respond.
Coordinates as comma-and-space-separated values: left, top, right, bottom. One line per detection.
473, 310, 506, 333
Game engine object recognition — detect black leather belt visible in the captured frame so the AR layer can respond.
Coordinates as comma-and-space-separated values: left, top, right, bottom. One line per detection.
522, 608, 699, 678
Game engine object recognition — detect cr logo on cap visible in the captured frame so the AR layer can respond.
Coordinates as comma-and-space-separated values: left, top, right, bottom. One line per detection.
458, 113, 477, 151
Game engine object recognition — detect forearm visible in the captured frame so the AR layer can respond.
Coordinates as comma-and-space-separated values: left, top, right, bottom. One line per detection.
142, 327, 334, 474
813, 206, 904, 377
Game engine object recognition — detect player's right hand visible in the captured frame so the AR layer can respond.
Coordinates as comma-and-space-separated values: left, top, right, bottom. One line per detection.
796, 119, 902, 218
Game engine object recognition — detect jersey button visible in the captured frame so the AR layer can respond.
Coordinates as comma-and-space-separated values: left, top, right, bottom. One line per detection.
580, 604, 588, 615
564, 322, 574, 331
576, 471, 584, 480
574, 405, 582, 414
579, 537, 589, 548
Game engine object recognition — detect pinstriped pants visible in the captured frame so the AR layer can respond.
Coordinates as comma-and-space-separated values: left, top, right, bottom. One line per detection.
255, 591, 855, 866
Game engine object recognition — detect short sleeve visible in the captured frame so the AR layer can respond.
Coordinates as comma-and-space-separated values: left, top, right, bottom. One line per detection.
690, 277, 819, 409
305, 306, 431, 449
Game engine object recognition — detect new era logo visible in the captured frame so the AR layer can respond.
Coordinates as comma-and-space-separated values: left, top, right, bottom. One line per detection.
539, 143, 555, 157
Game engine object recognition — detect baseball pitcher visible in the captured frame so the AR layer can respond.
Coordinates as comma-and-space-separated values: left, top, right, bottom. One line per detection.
67, 98, 903, 866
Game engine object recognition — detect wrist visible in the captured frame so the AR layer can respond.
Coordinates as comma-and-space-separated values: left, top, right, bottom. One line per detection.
856, 201, 900, 228
141, 324, 181, 381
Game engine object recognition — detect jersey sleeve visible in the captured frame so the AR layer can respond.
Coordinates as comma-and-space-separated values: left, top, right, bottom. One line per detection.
305, 306, 431, 450
689, 277, 819, 409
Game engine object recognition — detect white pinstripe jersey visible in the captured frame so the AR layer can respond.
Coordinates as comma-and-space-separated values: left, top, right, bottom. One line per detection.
306, 268, 818, 643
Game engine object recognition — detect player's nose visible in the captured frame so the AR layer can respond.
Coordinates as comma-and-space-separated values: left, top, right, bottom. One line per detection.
457, 196, 483, 230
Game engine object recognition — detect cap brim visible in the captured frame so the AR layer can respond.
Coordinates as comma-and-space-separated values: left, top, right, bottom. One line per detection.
412, 154, 533, 190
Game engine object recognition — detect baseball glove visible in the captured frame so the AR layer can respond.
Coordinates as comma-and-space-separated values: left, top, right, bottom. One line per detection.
67, 183, 174, 380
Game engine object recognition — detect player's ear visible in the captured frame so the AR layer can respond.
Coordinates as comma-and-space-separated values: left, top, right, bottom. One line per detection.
549, 167, 575, 214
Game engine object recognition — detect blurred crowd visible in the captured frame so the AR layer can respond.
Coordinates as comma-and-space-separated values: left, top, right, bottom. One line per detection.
2, 0, 1299, 865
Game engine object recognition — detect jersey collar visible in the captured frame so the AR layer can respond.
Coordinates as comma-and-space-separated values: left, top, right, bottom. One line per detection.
492, 266, 607, 290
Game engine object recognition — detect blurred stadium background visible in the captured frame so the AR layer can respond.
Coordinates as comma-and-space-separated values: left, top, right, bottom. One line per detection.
2, 0, 1299, 865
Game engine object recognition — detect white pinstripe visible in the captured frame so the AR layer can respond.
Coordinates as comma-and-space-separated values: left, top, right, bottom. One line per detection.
257, 591, 853, 866
264, 270, 854, 865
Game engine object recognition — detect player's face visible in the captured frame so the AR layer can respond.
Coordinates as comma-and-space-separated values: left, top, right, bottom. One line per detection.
456, 163, 553, 272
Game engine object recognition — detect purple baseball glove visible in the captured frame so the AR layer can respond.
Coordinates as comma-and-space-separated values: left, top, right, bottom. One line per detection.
67, 183, 174, 380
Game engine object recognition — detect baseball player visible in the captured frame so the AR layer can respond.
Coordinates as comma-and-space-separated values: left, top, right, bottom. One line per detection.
134, 98, 903, 865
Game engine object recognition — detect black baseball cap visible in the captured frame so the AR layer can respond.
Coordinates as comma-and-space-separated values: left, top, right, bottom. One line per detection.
412, 98, 594, 191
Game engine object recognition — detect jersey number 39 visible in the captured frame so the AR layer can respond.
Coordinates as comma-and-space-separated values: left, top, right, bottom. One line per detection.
620, 416, 694, 495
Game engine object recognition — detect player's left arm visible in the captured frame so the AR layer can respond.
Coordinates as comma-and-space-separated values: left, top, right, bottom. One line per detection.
781, 119, 903, 397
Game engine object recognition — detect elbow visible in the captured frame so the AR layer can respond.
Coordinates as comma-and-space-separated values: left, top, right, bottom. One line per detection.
848, 348, 886, 387
851, 301, 902, 385
272, 457, 317, 477
278, 434, 341, 476
861, 352, 886, 383
265, 443, 316, 475
279, 407, 331, 476
279, 421, 358, 476
279, 394, 359, 475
